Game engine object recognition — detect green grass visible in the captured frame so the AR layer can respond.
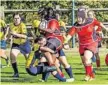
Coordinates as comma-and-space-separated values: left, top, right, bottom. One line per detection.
1, 48, 108, 85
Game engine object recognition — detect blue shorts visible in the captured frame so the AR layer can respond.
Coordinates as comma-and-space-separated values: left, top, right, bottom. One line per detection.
91, 55, 96, 62
0, 40, 6, 49
58, 49, 65, 57
26, 66, 42, 76
12, 41, 31, 54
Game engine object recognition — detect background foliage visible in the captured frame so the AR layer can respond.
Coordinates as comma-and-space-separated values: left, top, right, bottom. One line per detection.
1, 0, 108, 24
1, 0, 108, 45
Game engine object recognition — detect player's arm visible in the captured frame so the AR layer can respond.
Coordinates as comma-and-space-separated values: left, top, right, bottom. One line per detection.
11, 31, 27, 39
30, 27, 37, 39
64, 27, 76, 44
4, 26, 10, 40
100, 22, 108, 31
63, 27, 76, 50
39, 27, 55, 33
40, 46, 55, 54
11, 24, 27, 39
39, 20, 57, 33
94, 19, 108, 31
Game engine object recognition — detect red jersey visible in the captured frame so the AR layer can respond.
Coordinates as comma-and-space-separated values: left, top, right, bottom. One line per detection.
94, 19, 102, 41
68, 18, 101, 45
46, 19, 64, 43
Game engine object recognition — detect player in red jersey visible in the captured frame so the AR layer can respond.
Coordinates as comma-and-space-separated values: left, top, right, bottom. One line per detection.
38, 7, 73, 82
87, 10, 103, 69
39, 7, 64, 67
64, 6, 108, 81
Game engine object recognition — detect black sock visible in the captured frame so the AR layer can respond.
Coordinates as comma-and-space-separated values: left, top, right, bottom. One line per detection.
65, 66, 74, 78
12, 62, 18, 74
42, 72, 50, 81
59, 63, 62, 72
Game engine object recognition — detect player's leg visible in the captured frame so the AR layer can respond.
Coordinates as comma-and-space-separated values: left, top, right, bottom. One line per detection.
95, 52, 100, 69
58, 49, 74, 80
20, 40, 31, 60
10, 48, 20, 78
83, 50, 94, 81
0, 40, 9, 66
55, 58, 65, 78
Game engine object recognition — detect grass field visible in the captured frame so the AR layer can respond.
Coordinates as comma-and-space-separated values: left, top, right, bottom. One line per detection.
1, 48, 108, 85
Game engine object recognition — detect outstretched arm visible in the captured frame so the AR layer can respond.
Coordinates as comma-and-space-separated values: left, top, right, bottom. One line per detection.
100, 23, 108, 31
40, 46, 55, 54
10, 32, 27, 39
64, 27, 76, 44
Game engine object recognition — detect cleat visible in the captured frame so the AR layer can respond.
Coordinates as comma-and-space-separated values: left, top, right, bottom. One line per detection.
84, 75, 95, 81
66, 78, 75, 82
12, 73, 19, 78
39, 79, 45, 82
89, 77, 95, 81
84, 75, 90, 81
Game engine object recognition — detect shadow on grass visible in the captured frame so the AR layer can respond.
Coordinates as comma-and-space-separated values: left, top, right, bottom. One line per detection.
1, 77, 38, 83
1, 72, 27, 74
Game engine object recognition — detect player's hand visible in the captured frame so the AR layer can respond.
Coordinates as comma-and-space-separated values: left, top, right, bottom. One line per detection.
4, 36, 7, 41
63, 43, 70, 50
10, 32, 17, 35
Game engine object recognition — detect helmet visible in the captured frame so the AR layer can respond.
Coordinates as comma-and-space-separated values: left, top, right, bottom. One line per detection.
77, 6, 89, 21
105, 54, 108, 66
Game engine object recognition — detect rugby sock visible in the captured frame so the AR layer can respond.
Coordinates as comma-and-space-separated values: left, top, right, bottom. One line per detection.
96, 60, 100, 67
90, 72, 95, 78
59, 71, 65, 78
85, 65, 92, 76
65, 66, 73, 78
54, 73, 66, 82
59, 63, 62, 72
42, 72, 50, 81
12, 62, 18, 74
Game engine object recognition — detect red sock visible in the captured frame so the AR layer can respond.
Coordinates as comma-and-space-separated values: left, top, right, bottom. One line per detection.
59, 72, 64, 78
85, 65, 92, 76
96, 60, 100, 67
90, 72, 95, 78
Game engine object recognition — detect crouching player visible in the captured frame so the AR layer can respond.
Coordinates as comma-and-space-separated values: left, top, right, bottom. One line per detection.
26, 37, 73, 82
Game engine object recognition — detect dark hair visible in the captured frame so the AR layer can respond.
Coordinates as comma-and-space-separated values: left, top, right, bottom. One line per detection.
38, 7, 57, 20
13, 12, 21, 18
34, 36, 45, 43
45, 7, 57, 20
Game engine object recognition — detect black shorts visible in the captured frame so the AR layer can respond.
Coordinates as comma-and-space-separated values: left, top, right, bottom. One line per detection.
12, 41, 31, 54
46, 38, 61, 52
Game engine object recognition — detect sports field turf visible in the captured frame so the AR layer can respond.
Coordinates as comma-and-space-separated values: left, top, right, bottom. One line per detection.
1, 48, 108, 85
